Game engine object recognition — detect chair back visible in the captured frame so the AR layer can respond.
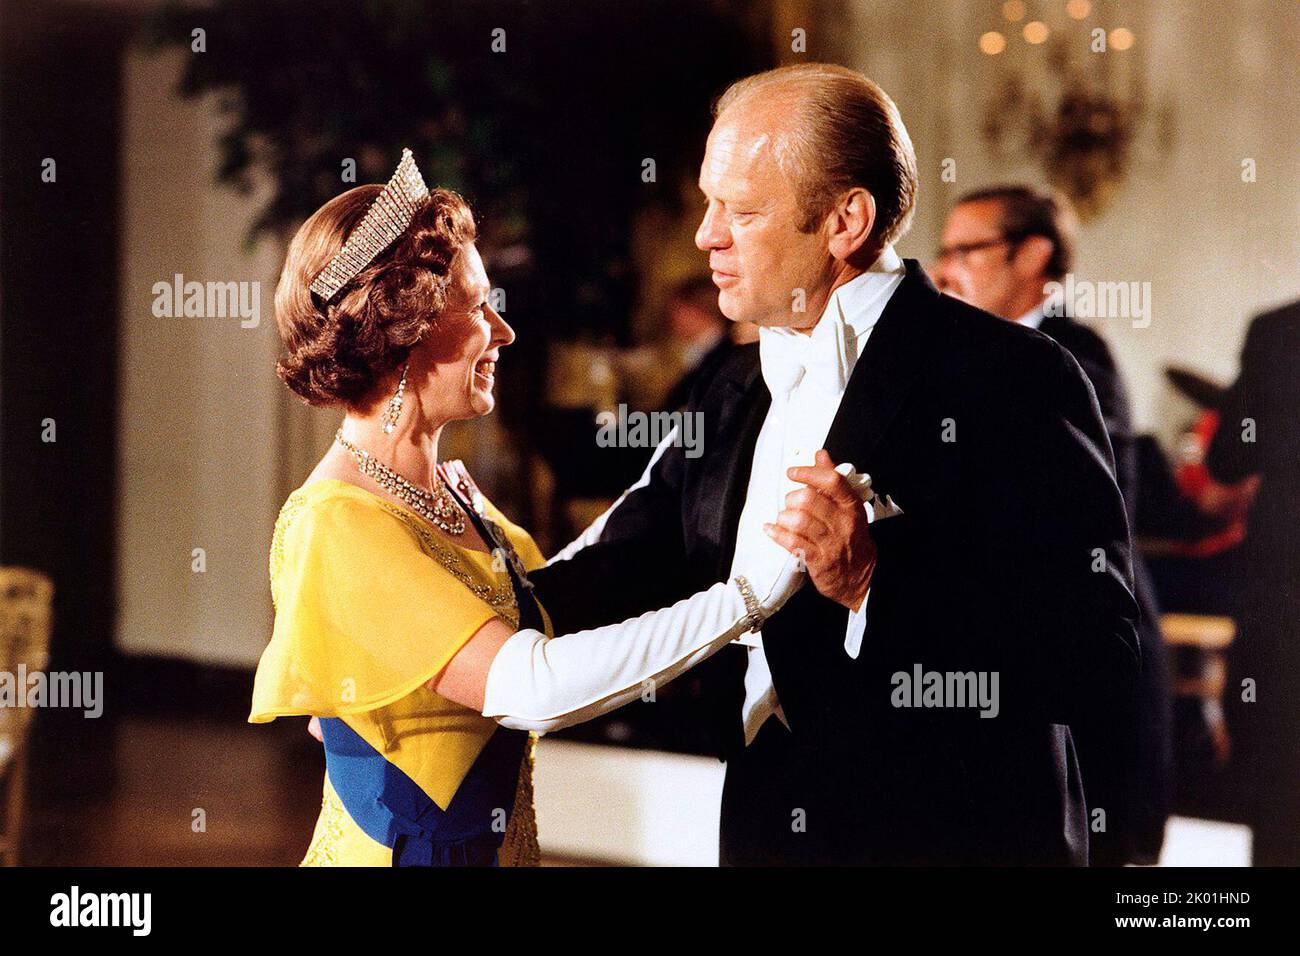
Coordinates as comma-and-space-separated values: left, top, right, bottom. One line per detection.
0, 567, 54, 864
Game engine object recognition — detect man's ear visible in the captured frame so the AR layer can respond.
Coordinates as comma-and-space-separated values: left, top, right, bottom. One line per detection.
1013, 235, 1054, 280
827, 188, 876, 261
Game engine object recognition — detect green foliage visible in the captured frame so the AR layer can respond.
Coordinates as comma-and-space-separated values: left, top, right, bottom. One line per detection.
148, 0, 767, 338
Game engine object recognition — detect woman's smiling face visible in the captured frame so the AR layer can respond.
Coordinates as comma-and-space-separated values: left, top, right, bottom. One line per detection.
413, 243, 515, 423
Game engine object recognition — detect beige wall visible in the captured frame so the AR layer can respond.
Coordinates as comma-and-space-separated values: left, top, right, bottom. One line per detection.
812, 0, 1300, 436
115, 48, 335, 666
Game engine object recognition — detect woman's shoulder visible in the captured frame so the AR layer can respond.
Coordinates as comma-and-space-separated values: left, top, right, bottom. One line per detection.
270, 479, 415, 587
276, 478, 392, 537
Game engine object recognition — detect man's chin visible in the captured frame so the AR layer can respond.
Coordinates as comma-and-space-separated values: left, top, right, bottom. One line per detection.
716, 289, 742, 322
738, 312, 814, 331
718, 291, 770, 327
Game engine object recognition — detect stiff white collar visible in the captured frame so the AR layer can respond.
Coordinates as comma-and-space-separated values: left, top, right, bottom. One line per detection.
759, 245, 905, 401
1016, 304, 1046, 330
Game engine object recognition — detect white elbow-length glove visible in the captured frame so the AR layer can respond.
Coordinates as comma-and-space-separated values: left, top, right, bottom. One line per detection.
481, 555, 805, 733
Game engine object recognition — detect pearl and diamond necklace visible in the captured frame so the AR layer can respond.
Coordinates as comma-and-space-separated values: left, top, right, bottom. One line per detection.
335, 430, 466, 536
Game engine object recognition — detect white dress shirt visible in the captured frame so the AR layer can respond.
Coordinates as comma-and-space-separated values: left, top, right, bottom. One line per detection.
730, 246, 906, 746
1016, 305, 1046, 330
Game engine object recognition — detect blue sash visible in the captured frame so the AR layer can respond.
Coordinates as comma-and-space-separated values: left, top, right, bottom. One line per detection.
319, 717, 525, 867
321, 481, 545, 867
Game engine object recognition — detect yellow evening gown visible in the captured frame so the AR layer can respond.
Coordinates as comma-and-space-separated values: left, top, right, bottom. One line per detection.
249, 478, 548, 866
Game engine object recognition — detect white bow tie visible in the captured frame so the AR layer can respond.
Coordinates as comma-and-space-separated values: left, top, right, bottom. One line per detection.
759, 303, 851, 404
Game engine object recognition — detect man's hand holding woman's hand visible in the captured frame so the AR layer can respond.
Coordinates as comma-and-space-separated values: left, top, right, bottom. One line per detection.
764, 450, 878, 612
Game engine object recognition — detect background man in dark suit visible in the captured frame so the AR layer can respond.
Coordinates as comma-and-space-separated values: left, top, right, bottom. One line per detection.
534, 66, 1140, 865
1207, 300, 1300, 865
933, 184, 1171, 865
661, 274, 738, 413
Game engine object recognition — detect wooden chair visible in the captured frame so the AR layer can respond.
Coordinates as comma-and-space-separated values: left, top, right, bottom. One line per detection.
0, 568, 54, 866
1162, 613, 1236, 764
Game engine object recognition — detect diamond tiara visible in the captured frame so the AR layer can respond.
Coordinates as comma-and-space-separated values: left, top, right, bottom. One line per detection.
309, 148, 431, 302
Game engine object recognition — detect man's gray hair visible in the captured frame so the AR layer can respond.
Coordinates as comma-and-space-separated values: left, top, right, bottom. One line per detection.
714, 63, 918, 246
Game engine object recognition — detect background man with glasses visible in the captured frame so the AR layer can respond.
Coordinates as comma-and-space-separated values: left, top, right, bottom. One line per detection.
934, 184, 1172, 865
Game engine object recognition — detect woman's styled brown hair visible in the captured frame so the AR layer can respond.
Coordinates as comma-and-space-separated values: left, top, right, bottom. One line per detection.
275, 186, 477, 408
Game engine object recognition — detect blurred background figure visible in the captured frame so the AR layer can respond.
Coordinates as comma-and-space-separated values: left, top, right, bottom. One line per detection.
535, 275, 746, 548
1136, 366, 1259, 786
661, 275, 736, 411
1151, 365, 1259, 597
934, 184, 1171, 865
1205, 301, 1300, 866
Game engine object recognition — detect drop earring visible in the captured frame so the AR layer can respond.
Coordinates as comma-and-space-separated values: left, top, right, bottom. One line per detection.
381, 363, 408, 434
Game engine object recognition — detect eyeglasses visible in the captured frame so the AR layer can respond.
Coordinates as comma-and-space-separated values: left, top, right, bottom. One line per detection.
934, 234, 1025, 266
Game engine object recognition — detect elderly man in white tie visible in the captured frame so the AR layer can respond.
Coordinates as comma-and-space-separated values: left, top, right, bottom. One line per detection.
729, 243, 905, 746
535, 63, 1140, 865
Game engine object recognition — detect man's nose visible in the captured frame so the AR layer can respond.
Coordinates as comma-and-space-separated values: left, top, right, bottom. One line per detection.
694, 203, 729, 251
931, 259, 957, 292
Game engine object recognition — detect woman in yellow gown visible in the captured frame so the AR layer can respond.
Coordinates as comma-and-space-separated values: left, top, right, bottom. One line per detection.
250, 150, 802, 867
255, 473, 551, 866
